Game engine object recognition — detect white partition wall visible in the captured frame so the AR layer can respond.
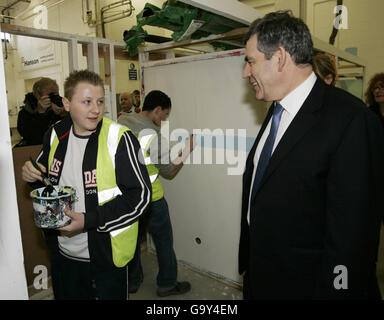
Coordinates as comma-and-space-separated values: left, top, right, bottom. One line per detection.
0, 26, 28, 300
142, 50, 269, 283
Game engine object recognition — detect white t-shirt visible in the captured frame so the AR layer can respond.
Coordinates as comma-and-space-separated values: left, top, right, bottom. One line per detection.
57, 127, 90, 262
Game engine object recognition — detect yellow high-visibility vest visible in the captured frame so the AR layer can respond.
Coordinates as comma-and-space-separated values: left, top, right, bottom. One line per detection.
139, 133, 164, 202
48, 117, 139, 267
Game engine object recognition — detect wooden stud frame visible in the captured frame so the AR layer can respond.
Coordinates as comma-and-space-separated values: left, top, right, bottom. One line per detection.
0, 22, 127, 121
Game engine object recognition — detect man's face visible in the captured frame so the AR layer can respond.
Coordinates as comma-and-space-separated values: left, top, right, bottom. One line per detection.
133, 93, 140, 106
120, 93, 132, 111
153, 107, 171, 127
63, 82, 104, 136
243, 35, 279, 102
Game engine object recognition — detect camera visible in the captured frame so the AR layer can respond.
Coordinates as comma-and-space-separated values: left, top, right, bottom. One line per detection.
49, 92, 63, 108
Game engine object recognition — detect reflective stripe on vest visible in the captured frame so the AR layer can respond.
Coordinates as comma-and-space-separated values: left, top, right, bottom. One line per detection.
95, 119, 125, 207
139, 134, 159, 184
48, 129, 58, 170
110, 223, 134, 237
106, 121, 120, 171
98, 186, 122, 204
139, 133, 164, 201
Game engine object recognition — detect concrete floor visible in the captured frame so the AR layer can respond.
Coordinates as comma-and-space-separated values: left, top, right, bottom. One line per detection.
29, 248, 243, 300
31, 226, 384, 300
129, 249, 242, 300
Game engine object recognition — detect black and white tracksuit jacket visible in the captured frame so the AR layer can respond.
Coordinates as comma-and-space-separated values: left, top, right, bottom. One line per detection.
35, 116, 151, 271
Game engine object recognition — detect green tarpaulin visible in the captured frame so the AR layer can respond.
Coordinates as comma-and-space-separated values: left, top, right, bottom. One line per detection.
123, 0, 247, 56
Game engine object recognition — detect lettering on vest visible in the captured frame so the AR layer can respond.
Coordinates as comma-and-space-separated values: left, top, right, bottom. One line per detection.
84, 169, 97, 188
49, 158, 62, 177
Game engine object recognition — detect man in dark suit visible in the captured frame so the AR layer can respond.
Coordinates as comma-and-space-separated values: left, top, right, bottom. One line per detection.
239, 11, 384, 299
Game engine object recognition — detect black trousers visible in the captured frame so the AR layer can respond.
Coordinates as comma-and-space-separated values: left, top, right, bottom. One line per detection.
51, 251, 127, 300
242, 271, 253, 300
242, 269, 382, 300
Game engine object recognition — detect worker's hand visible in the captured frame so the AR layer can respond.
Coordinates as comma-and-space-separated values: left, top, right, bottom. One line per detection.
57, 206, 85, 234
182, 134, 196, 158
38, 95, 52, 111
173, 135, 196, 165
21, 160, 45, 183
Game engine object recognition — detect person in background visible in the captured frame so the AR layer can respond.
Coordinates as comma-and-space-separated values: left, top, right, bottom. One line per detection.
240, 10, 384, 300
132, 89, 141, 112
21, 70, 151, 300
118, 90, 195, 297
118, 91, 134, 117
313, 53, 337, 86
16, 77, 65, 147
365, 73, 384, 128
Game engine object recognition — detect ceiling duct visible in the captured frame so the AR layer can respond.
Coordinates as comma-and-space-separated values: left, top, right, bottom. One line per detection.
101, 0, 134, 38
0, 0, 30, 22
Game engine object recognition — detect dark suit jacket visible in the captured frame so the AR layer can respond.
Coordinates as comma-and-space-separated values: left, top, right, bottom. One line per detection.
239, 77, 384, 299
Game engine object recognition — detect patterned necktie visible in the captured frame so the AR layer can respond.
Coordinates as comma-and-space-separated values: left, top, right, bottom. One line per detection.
250, 102, 284, 202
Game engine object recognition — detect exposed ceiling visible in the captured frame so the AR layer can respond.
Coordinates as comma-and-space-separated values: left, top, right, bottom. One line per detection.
0, 0, 30, 6
0, 0, 31, 16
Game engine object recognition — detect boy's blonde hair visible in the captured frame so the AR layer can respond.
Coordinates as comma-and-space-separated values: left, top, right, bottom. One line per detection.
64, 70, 104, 101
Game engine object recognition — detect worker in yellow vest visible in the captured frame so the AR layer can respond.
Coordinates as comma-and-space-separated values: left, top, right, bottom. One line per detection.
22, 70, 151, 300
118, 90, 195, 297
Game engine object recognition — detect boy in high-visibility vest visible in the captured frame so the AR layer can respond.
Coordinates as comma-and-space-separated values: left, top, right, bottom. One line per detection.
118, 90, 195, 297
22, 70, 151, 300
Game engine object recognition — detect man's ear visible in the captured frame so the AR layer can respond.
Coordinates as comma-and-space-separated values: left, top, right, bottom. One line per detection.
274, 46, 287, 72
63, 97, 70, 112
153, 106, 162, 114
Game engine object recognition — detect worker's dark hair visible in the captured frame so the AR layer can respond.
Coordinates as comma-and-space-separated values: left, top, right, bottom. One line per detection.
142, 90, 171, 111
245, 10, 313, 65
64, 70, 104, 101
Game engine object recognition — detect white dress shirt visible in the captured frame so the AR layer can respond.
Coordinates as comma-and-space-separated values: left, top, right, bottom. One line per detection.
247, 72, 317, 223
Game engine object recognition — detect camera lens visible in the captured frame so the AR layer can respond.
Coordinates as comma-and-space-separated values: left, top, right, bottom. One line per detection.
49, 92, 63, 107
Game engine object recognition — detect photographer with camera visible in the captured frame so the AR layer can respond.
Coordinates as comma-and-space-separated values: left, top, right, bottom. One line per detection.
16, 77, 67, 147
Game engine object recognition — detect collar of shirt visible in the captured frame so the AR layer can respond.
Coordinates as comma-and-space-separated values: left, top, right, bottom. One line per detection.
272, 71, 317, 151
278, 71, 317, 117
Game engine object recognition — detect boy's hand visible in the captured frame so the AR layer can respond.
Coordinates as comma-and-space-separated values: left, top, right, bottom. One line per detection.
22, 160, 45, 183
57, 206, 85, 233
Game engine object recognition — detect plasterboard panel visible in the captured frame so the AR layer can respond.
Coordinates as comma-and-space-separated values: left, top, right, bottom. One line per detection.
143, 50, 269, 283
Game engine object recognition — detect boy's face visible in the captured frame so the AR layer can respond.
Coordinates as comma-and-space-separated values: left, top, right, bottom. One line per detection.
63, 82, 104, 136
